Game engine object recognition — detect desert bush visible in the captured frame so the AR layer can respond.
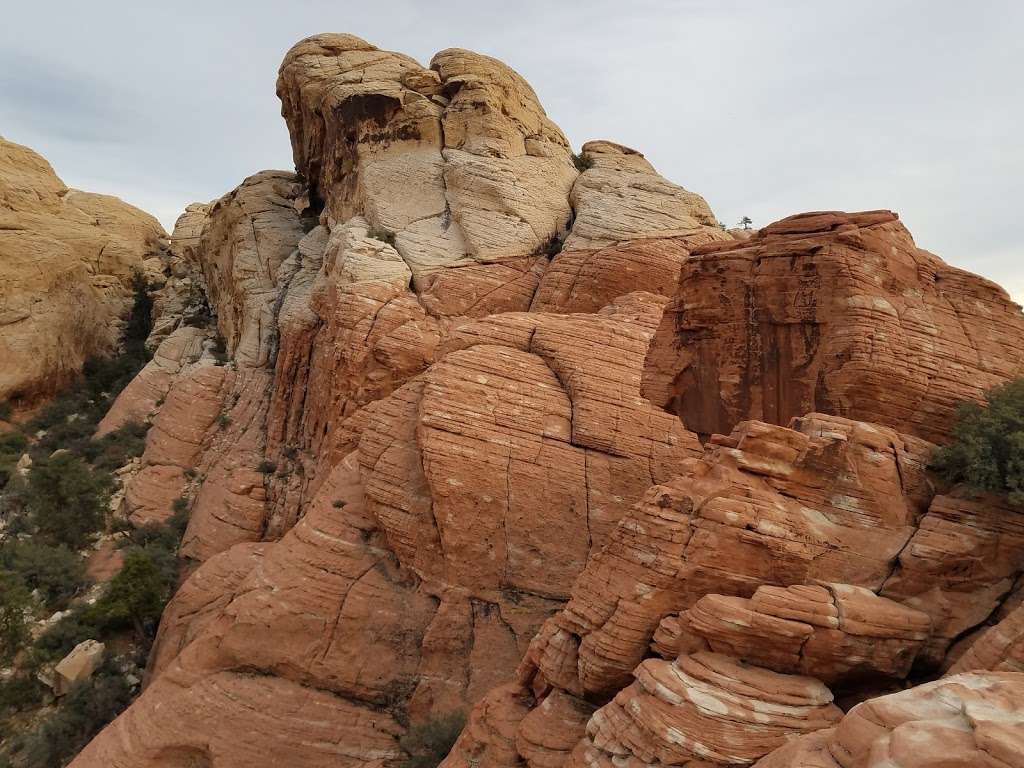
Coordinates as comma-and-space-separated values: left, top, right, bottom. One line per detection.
400, 712, 466, 768
0, 573, 30, 664
257, 460, 277, 474
931, 378, 1024, 505
92, 550, 168, 641
571, 152, 593, 172
91, 421, 148, 472
14, 660, 133, 768
31, 611, 99, 665
0, 672, 45, 715
0, 541, 88, 611
25, 453, 108, 550
123, 269, 154, 353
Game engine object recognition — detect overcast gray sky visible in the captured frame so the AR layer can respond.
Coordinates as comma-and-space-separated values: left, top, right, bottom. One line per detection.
2, 1, 1021, 299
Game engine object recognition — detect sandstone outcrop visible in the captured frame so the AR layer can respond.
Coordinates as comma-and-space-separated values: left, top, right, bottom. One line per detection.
570, 652, 843, 767
654, 583, 933, 684
754, 672, 1024, 768
880, 489, 1024, 666
443, 414, 1024, 768
0, 137, 166, 406
66, 31, 1024, 768
947, 600, 1024, 674
642, 211, 1024, 442
562, 140, 726, 252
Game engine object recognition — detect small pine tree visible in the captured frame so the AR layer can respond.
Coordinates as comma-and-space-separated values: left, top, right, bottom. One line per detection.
93, 550, 167, 640
739, 216, 753, 230
931, 378, 1024, 505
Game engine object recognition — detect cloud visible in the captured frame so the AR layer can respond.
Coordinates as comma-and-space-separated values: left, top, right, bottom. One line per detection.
0, 0, 1019, 297
0, 48, 143, 143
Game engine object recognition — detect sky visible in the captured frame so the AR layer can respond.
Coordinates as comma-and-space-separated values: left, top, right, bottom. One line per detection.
2, 0, 1021, 299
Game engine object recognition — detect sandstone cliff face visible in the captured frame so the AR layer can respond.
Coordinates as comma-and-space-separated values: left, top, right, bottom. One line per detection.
642, 211, 1024, 443
0, 138, 167, 405
69, 32, 1024, 768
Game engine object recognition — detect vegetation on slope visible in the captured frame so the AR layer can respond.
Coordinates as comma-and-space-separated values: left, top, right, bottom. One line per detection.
0, 270, 189, 767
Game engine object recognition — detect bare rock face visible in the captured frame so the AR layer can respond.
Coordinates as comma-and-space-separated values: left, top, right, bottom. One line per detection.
0, 137, 166, 405
443, 415, 1024, 768
96, 326, 207, 437
145, 202, 214, 349
562, 140, 727, 252
643, 211, 1024, 442
570, 652, 843, 767
276, 33, 576, 290
520, 414, 934, 703
753, 672, 1024, 768
948, 599, 1024, 675
197, 170, 313, 367
655, 583, 933, 684
881, 490, 1024, 666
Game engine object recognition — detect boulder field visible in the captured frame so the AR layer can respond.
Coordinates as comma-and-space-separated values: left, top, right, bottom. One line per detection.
30, 32, 1022, 768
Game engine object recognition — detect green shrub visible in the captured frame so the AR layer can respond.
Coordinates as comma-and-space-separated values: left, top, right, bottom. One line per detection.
367, 226, 398, 247
571, 152, 593, 172
217, 412, 231, 428
32, 609, 103, 663
92, 550, 168, 641
91, 421, 148, 471
211, 335, 229, 364
123, 269, 154, 353
540, 233, 563, 258
0, 403, 12, 422
0, 573, 31, 664
171, 496, 188, 514
14, 660, 133, 768
26, 453, 108, 550
257, 460, 277, 474
0, 672, 45, 715
400, 712, 466, 768
0, 542, 88, 611
931, 378, 1024, 505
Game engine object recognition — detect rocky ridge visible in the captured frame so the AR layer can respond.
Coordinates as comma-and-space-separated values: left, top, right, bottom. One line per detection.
49, 33, 1024, 768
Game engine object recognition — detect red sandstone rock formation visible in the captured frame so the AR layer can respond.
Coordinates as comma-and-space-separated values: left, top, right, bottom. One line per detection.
68, 31, 1024, 768
642, 211, 1024, 443
753, 672, 1024, 768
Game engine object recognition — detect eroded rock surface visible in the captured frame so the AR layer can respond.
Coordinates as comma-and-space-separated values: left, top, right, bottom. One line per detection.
654, 583, 932, 684
0, 137, 166, 405
754, 672, 1024, 768
644, 211, 1024, 442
